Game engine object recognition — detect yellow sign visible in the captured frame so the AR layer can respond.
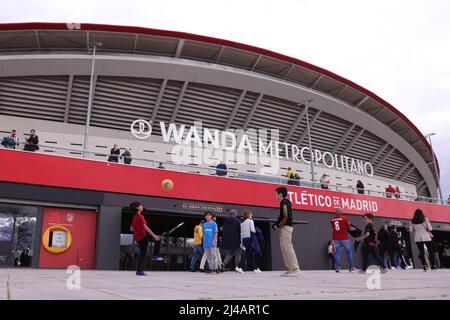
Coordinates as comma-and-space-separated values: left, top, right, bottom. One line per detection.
161, 179, 174, 191
42, 226, 72, 254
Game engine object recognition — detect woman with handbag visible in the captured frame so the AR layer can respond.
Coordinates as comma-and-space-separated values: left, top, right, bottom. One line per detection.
409, 209, 436, 271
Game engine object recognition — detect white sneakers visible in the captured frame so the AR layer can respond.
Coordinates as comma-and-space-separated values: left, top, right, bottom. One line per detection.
235, 267, 244, 273
281, 268, 301, 276
234, 267, 262, 273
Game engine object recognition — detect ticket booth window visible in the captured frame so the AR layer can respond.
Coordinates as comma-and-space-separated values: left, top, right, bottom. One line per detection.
42, 226, 72, 254
49, 230, 68, 248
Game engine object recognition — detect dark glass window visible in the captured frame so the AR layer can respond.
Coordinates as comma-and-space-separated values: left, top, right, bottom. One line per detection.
0, 204, 38, 267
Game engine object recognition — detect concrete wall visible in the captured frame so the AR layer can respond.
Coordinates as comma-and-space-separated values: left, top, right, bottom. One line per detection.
95, 205, 122, 270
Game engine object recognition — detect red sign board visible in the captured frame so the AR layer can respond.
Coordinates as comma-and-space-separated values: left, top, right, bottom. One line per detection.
1, 149, 449, 223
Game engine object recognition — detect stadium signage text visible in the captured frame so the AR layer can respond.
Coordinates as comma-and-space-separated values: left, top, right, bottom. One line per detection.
131, 120, 374, 177
288, 190, 379, 212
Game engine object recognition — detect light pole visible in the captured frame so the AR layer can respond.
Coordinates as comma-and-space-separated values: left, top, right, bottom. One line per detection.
83, 42, 102, 158
304, 99, 315, 187
424, 132, 443, 204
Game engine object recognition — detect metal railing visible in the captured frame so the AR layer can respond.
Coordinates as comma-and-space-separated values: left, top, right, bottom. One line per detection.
4, 143, 448, 206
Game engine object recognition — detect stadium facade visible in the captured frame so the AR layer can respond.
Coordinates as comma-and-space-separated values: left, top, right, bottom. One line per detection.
0, 23, 449, 271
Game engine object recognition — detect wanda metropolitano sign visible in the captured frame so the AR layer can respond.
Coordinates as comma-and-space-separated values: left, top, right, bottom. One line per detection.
131, 120, 375, 178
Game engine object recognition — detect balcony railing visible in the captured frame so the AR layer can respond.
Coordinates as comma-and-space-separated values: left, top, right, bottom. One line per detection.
3, 143, 447, 206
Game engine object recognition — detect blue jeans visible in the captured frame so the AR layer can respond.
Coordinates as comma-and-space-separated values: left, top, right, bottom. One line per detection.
190, 244, 204, 270
333, 240, 354, 270
394, 252, 401, 268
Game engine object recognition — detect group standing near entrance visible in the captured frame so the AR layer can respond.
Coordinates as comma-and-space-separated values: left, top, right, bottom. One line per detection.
129, 187, 443, 276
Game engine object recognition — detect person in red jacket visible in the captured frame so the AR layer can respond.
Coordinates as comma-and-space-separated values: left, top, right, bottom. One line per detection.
331, 207, 356, 272
385, 185, 396, 198
130, 201, 163, 276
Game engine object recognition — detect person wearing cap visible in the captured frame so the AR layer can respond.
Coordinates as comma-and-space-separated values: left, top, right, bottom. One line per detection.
121, 148, 132, 164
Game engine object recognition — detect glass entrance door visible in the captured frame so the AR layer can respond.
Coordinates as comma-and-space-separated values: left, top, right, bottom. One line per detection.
120, 211, 194, 271
0, 204, 38, 267
0, 204, 37, 267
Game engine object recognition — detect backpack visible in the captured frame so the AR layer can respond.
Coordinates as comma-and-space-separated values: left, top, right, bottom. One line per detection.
293, 173, 300, 180
2, 137, 16, 148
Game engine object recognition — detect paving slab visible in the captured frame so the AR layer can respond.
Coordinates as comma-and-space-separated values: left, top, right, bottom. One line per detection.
1, 268, 449, 300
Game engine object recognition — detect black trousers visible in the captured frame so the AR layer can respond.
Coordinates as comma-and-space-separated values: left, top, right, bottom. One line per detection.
362, 245, 385, 271
416, 241, 435, 268
136, 234, 161, 272
240, 238, 256, 270
378, 245, 389, 264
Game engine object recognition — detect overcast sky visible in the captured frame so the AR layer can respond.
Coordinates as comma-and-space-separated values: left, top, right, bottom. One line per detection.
2, 0, 449, 199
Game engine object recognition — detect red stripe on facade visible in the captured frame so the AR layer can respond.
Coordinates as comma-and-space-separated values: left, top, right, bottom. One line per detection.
0, 149, 448, 223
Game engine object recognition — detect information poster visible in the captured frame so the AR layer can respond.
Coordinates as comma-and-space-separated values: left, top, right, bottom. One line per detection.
50, 231, 67, 248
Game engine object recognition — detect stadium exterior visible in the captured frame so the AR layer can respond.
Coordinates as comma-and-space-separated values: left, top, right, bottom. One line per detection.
0, 23, 449, 271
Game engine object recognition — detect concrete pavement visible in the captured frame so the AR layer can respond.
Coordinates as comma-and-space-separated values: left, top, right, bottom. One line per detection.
1, 268, 449, 300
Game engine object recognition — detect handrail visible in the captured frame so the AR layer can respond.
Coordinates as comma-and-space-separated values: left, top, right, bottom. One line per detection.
4, 142, 448, 206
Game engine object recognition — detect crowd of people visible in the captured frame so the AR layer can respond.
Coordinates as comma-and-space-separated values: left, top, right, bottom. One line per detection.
283, 168, 405, 200
189, 210, 265, 274
2, 126, 449, 277
3, 132, 445, 274
330, 207, 441, 273
129, 188, 445, 276
2, 129, 440, 205
129, 187, 300, 276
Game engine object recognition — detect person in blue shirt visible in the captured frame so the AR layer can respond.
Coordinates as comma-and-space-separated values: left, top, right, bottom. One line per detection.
216, 162, 228, 176
202, 211, 219, 274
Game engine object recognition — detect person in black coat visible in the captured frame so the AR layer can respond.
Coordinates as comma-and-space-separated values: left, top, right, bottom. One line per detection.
108, 144, 120, 162
220, 209, 242, 271
356, 180, 365, 195
378, 224, 390, 267
24, 129, 39, 152
121, 148, 132, 165
388, 226, 410, 269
